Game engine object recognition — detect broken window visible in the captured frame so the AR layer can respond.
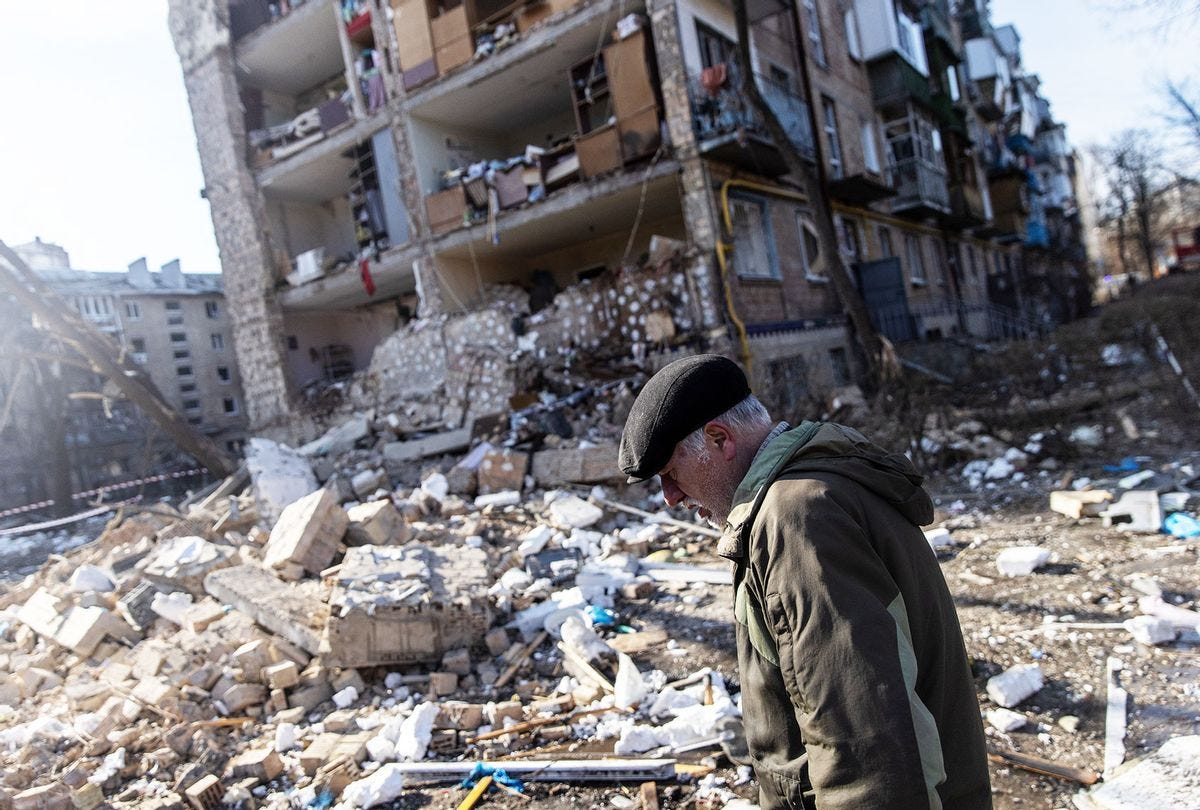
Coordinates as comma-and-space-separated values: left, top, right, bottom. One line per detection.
729, 194, 779, 280
211, 333, 225, 350
205, 301, 219, 319
217, 366, 231, 383
696, 22, 736, 70
223, 397, 239, 415
878, 225, 895, 258
130, 338, 146, 353
797, 213, 825, 282
905, 233, 927, 284
822, 97, 844, 179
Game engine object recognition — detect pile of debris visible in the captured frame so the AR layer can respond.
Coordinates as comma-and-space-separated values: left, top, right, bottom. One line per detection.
0, 416, 751, 809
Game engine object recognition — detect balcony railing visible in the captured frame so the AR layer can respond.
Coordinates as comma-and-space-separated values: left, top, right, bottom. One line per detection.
688, 69, 816, 160
890, 157, 950, 214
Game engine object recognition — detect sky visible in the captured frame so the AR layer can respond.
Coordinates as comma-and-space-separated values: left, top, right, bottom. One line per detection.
0, 1, 1195, 277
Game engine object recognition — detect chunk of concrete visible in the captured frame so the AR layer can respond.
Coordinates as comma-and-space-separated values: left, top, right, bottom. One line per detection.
1123, 616, 1177, 646
246, 437, 319, 526
346, 500, 409, 547
262, 488, 348, 575
548, 495, 604, 529
263, 660, 299, 690
299, 415, 371, 459
204, 565, 327, 655
322, 545, 492, 668
16, 589, 139, 658
996, 546, 1051, 576
139, 535, 235, 597
382, 427, 473, 471
477, 448, 529, 494
68, 565, 115, 594
351, 468, 389, 500
1078, 735, 1200, 810
1050, 490, 1113, 519
986, 707, 1028, 732
986, 663, 1043, 708
229, 746, 284, 782
531, 444, 621, 487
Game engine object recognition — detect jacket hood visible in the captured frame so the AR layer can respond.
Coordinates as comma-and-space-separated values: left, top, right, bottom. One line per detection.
720, 422, 933, 558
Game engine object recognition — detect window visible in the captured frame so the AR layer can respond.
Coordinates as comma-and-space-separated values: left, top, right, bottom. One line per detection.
861, 119, 881, 174
844, 8, 862, 60
821, 97, 843, 179
946, 65, 961, 103
180, 383, 197, 393
729, 195, 779, 279
125, 301, 141, 320
696, 22, 736, 70
170, 332, 187, 344
183, 399, 201, 412
223, 397, 239, 415
905, 233, 927, 284
187, 417, 203, 426
931, 238, 948, 286
287, 335, 299, 350
130, 338, 146, 353
828, 347, 850, 386
211, 333, 224, 350
167, 313, 184, 326
835, 215, 862, 264
803, 0, 827, 66
164, 301, 181, 311
797, 214, 826, 282
877, 225, 894, 258
176, 365, 193, 377
205, 301, 219, 319
217, 366, 231, 383
173, 349, 190, 360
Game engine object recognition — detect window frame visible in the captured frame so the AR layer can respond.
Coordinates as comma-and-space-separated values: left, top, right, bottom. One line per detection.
205, 301, 220, 319
796, 211, 827, 283
860, 118, 881, 174
844, 7, 862, 61
728, 193, 781, 281
223, 397, 239, 416
124, 301, 141, 320
211, 333, 225, 350
803, 0, 828, 67
905, 232, 928, 285
821, 96, 844, 179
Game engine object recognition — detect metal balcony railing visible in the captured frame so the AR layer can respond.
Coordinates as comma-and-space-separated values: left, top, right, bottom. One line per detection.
868, 300, 1046, 345
687, 69, 816, 159
890, 157, 951, 212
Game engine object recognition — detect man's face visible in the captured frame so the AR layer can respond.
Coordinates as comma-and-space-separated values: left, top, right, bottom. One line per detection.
656, 429, 744, 527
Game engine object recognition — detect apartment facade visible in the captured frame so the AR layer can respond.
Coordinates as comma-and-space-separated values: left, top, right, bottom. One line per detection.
0, 239, 249, 510
168, 0, 1087, 429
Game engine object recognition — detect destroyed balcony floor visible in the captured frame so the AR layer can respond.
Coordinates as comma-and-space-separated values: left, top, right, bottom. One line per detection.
278, 244, 417, 311
429, 156, 682, 261
234, 0, 344, 95
256, 110, 392, 202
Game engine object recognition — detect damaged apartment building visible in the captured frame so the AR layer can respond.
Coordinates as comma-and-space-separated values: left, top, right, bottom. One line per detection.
167, 0, 1089, 433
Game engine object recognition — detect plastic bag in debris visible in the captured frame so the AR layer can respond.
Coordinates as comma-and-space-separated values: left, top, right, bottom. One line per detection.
1164, 512, 1200, 539
460, 762, 524, 793
342, 763, 406, 808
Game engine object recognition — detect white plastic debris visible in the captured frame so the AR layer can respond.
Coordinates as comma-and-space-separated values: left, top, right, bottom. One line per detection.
986, 663, 1043, 708
559, 614, 613, 661
394, 701, 439, 761
518, 525, 555, 559
420, 472, 450, 501
548, 495, 604, 529
986, 708, 1027, 732
1123, 616, 1178, 646
996, 546, 1051, 576
274, 723, 298, 752
924, 527, 954, 549
342, 763, 406, 808
613, 653, 647, 710
333, 686, 359, 709
1068, 425, 1103, 448
68, 565, 114, 593
366, 735, 396, 762
1117, 470, 1155, 490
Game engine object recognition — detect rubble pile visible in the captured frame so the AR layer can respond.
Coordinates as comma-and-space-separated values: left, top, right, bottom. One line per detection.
0, 416, 753, 809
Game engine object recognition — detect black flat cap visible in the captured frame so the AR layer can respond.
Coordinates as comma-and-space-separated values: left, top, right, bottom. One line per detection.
619, 354, 751, 483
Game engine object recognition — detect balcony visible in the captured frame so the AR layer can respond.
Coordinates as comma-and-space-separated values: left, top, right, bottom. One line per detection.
233, 1, 344, 94
943, 183, 987, 228
920, 1, 958, 61
688, 70, 816, 176
890, 157, 950, 217
868, 55, 933, 117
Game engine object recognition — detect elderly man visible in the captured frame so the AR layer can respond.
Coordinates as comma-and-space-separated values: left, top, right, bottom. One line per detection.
619, 355, 990, 810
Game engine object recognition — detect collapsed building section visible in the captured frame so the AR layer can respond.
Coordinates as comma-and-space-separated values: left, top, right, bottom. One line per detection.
169, 0, 1091, 433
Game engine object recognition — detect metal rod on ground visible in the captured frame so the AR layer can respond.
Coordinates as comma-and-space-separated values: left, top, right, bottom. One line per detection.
593, 496, 722, 539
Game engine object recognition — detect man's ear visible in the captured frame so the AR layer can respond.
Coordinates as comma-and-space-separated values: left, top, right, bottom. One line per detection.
704, 422, 737, 461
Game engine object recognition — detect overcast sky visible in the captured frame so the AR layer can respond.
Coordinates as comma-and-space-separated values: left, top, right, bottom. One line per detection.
0, 0, 1194, 276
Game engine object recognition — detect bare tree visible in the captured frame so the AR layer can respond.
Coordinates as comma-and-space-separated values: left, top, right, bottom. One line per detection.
1164, 79, 1200, 151
1093, 130, 1171, 278
730, 0, 885, 389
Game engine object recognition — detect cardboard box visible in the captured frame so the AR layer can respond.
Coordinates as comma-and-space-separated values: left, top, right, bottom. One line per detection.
426, 185, 467, 234
435, 35, 474, 75
430, 5, 469, 48
576, 124, 623, 179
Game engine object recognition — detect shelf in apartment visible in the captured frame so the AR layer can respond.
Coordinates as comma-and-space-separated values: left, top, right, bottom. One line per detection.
430, 155, 681, 260
235, 0, 344, 96
257, 110, 391, 203
401, 0, 630, 132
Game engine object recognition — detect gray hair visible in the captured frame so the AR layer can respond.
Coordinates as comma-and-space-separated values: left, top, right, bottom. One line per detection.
676, 394, 773, 461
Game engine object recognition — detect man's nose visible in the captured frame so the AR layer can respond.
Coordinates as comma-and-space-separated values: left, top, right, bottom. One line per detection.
660, 475, 685, 507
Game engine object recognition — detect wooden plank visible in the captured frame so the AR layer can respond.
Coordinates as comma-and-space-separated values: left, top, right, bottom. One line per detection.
639, 781, 659, 810
987, 748, 1099, 785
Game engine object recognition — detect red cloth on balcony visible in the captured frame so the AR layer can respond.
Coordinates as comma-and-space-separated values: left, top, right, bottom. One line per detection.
701, 63, 728, 95
360, 258, 376, 296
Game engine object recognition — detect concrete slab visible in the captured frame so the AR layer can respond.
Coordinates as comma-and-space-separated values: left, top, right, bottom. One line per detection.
204, 565, 327, 654
262, 487, 348, 574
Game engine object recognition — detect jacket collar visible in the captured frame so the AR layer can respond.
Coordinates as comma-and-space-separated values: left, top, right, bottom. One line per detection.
718, 420, 822, 560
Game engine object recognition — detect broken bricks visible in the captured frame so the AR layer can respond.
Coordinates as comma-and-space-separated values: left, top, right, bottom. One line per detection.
261, 487, 347, 575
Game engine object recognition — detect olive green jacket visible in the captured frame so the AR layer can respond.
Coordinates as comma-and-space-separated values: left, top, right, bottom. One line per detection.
720, 422, 990, 809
